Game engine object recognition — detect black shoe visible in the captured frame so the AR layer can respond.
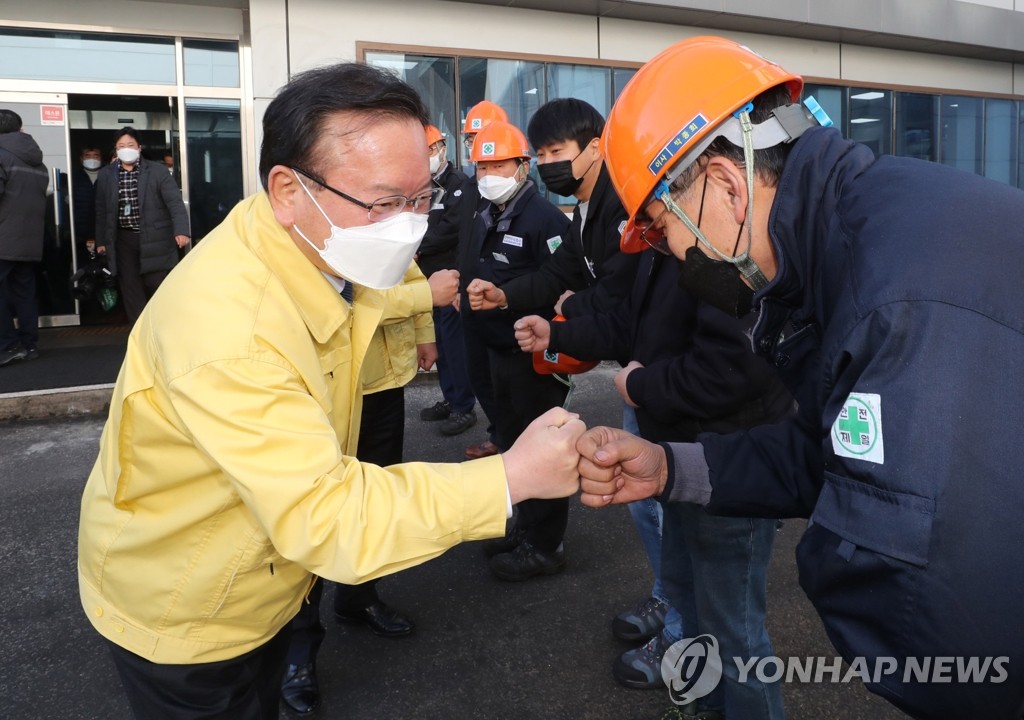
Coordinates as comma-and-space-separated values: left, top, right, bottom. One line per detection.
0, 347, 27, 367
440, 409, 477, 436
489, 541, 566, 582
25, 347, 38, 360
420, 400, 451, 421
335, 601, 415, 637
281, 663, 319, 716
482, 526, 527, 558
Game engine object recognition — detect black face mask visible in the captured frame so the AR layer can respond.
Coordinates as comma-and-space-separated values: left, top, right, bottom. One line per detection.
678, 245, 755, 318
537, 159, 583, 197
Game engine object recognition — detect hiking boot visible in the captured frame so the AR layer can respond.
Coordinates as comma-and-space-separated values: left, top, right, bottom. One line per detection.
489, 541, 566, 582
420, 400, 451, 421
612, 596, 669, 642
613, 633, 669, 689
441, 409, 477, 436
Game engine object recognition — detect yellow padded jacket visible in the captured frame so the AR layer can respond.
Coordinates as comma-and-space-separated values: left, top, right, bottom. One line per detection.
77, 193, 506, 664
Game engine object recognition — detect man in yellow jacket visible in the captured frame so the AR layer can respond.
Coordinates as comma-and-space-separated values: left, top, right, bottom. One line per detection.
77, 62, 584, 719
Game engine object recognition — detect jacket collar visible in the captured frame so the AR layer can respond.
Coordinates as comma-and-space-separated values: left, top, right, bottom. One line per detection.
238, 192, 359, 344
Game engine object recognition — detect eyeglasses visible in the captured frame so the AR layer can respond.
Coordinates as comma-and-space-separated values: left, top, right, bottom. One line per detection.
633, 205, 672, 255
292, 167, 443, 222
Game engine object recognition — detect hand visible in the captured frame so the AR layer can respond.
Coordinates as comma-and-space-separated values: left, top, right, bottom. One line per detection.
503, 407, 586, 503
175, 235, 190, 249
96, 245, 107, 255
514, 315, 551, 352
577, 426, 668, 507
614, 361, 644, 408
428, 269, 460, 307
466, 279, 506, 311
553, 289, 574, 316
417, 342, 438, 371
452, 294, 461, 313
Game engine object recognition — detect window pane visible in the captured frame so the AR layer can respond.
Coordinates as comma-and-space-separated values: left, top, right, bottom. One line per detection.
984, 99, 1016, 186
803, 84, 845, 135
613, 68, 637, 100
366, 52, 458, 146
459, 57, 544, 148
0, 28, 175, 84
848, 88, 892, 156
940, 96, 983, 174
180, 99, 243, 242
547, 64, 610, 118
183, 39, 239, 88
895, 92, 938, 161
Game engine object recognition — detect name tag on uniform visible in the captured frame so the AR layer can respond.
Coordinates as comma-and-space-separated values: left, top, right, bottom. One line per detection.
502, 234, 523, 247
431, 203, 444, 211
492, 252, 509, 264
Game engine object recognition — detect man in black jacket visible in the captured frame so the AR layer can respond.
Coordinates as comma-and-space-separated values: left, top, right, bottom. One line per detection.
466, 99, 637, 321
0, 109, 49, 367
516, 249, 791, 717
416, 125, 478, 437
95, 126, 190, 323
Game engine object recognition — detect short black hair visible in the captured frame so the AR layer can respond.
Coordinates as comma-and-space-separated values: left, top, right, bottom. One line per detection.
80, 146, 101, 155
114, 126, 142, 146
527, 98, 604, 153
259, 62, 428, 189
0, 109, 23, 134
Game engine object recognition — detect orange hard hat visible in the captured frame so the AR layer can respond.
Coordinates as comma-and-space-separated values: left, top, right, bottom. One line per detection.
532, 315, 599, 376
425, 124, 445, 147
602, 36, 803, 253
470, 120, 531, 163
462, 100, 509, 135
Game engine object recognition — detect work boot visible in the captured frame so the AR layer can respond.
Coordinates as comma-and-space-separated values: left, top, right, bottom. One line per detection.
420, 400, 451, 421
611, 596, 669, 642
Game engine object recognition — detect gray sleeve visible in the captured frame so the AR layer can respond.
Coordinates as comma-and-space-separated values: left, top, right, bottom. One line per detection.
658, 441, 712, 506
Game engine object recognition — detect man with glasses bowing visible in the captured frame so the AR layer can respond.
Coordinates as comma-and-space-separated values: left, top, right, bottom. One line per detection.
77, 62, 585, 720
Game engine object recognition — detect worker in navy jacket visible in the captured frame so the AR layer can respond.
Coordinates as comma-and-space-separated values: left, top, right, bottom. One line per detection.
578, 36, 1024, 719
459, 120, 572, 582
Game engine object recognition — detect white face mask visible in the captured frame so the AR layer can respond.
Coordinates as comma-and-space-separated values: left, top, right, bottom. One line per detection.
82, 158, 102, 171
478, 172, 522, 205
293, 172, 427, 290
116, 147, 140, 164
428, 152, 443, 176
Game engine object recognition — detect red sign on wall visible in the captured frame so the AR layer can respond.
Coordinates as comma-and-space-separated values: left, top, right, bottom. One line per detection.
40, 105, 65, 126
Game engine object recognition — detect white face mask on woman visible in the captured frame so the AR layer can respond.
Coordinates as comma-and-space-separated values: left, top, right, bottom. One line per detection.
478, 168, 523, 206
292, 171, 427, 290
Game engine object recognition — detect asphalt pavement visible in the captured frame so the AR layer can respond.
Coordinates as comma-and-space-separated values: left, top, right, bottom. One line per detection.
0, 363, 908, 720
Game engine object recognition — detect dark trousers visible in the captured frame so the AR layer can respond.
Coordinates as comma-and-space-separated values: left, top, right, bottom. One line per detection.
286, 386, 406, 666
434, 304, 476, 414
489, 349, 570, 553
0, 259, 39, 352
116, 228, 169, 324
107, 622, 291, 720
461, 318, 498, 443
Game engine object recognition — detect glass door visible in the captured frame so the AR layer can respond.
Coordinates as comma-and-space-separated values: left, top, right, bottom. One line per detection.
0, 91, 77, 326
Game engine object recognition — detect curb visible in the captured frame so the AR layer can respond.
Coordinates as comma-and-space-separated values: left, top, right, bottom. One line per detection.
0, 384, 115, 423
0, 371, 439, 423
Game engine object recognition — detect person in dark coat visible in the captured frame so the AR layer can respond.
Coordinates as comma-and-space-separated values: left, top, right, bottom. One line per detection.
458, 120, 572, 582
415, 124, 479, 437
516, 249, 792, 717
578, 36, 1024, 719
0, 109, 49, 366
95, 126, 190, 323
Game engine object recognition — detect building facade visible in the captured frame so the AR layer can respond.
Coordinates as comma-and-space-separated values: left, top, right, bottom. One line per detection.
2, 0, 1023, 325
